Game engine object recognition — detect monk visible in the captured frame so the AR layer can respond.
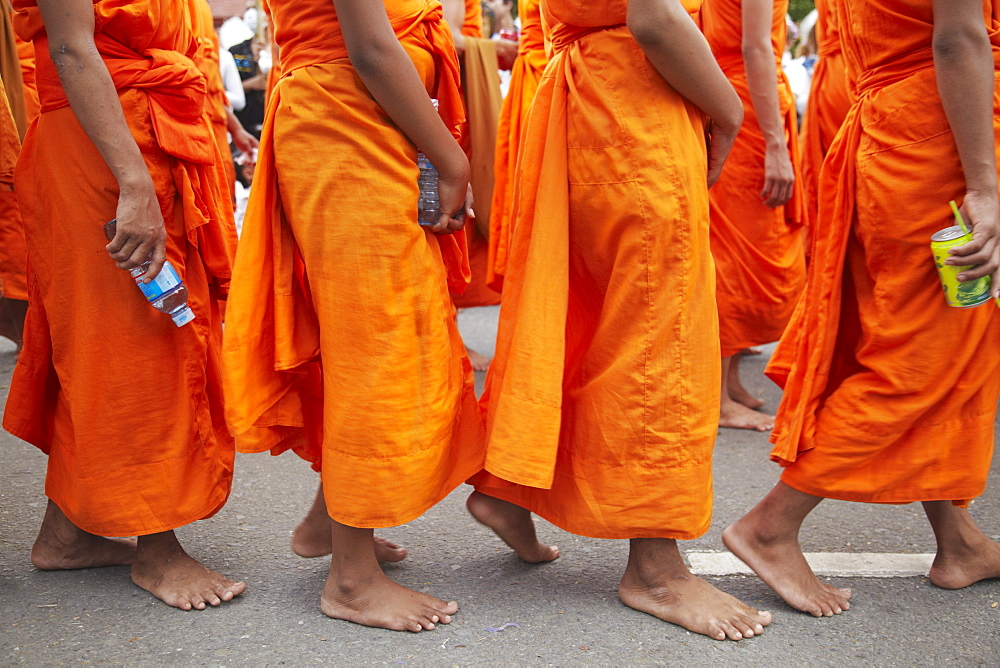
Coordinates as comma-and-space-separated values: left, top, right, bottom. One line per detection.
798, 0, 853, 228
187, 0, 257, 207
0, 4, 27, 347
724, 0, 1000, 617
468, 0, 775, 642
223, 0, 486, 632
5, 0, 243, 610
486, 0, 547, 291
442, 0, 516, 371
701, 0, 806, 431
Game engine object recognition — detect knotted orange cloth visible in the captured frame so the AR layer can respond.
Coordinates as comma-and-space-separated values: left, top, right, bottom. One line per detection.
451, 0, 502, 307
0, 6, 26, 302
766, 1, 1000, 506
701, 0, 806, 357
471, 0, 719, 540
798, 0, 853, 228
223, 0, 485, 529
186, 0, 236, 205
486, 0, 547, 291
14, 30, 36, 122
0, 76, 18, 181
3, 0, 237, 536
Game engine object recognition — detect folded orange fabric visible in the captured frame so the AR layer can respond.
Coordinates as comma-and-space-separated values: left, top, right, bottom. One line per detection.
186, 0, 236, 204
223, 0, 484, 529
486, 0, 547, 291
798, 0, 853, 228
452, 3, 502, 308
14, 29, 37, 123
472, 0, 718, 540
701, 0, 806, 358
0, 7, 26, 301
767, 0, 1000, 506
4, 0, 236, 536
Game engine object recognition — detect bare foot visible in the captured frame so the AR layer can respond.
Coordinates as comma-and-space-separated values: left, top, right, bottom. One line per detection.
924, 502, 1000, 589
728, 384, 765, 410
467, 347, 491, 372
293, 482, 408, 562
466, 491, 559, 563
31, 501, 135, 570
741, 347, 763, 356
322, 566, 457, 632
727, 354, 765, 409
620, 538, 771, 641
723, 518, 851, 617
719, 397, 774, 431
131, 531, 246, 610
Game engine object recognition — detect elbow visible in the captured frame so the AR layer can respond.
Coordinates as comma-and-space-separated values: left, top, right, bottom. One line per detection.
628, 12, 676, 50
741, 42, 772, 64
347, 38, 395, 79
933, 23, 987, 63
47, 39, 93, 70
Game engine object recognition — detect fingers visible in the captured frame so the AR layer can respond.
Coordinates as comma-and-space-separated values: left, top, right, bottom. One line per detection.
428, 211, 466, 235
761, 178, 793, 208
951, 238, 998, 281
143, 238, 168, 282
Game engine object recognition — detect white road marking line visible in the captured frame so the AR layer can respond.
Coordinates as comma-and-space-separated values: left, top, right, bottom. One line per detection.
687, 551, 935, 578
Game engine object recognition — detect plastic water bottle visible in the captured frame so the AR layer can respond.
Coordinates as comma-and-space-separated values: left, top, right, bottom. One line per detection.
417, 99, 440, 227
103, 219, 196, 327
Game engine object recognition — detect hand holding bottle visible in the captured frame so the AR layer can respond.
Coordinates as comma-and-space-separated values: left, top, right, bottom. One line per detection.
105, 176, 166, 282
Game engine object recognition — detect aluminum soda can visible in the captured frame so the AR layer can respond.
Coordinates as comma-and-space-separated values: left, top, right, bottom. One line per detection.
498, 28, 518, 42
930, 225, 992, 308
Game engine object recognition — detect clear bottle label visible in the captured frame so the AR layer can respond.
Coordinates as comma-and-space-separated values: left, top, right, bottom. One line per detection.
136, 261, 182, 302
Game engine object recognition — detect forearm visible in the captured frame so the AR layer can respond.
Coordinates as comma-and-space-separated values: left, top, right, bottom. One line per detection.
628, 0, 743, 130
742, 0, 784, 147
441, 0, 467, 55
227, 107, 246, 136
42, 23, 148, 190
934, 22, 998, 195
347, 36, 466, 174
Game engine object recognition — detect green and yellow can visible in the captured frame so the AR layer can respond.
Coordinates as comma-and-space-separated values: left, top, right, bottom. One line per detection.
931, 225, 992, 308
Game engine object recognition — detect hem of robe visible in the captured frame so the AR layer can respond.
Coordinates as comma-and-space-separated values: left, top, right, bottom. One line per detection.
780, 472, 978, 509
774, 404, 995, 510
44, 485, 230, 538
472, 473, 711, 541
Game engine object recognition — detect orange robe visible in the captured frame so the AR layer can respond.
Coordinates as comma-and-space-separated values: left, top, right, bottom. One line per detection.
766, 1, 1000, 505
798, 0, 853, 228
0, 77, 18, 182
222, 0, 485, 529
486, 0, 547, 291
0, 6, 25, 302
3, 0, 237, 536
14, 31, 36, 122
186, 0, 236, 204
451, 0, 502, 308
701, 0, 806, 357
472, 0, 719, 539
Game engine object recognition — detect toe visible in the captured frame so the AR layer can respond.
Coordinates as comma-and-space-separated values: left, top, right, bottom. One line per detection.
719, 621, 743, 641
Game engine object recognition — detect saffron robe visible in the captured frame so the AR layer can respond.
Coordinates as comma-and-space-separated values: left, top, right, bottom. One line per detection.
486, 0, 547, 291
798, 0, 853, 228
222, 0, 485, 529
4, 0, 237, 536
186, 0, 237, 205
472, 0, 719, 539
701, 0, 806, 357
0, 6, 26, 301
451, 0, 502, 307
767, 0, 1000, 505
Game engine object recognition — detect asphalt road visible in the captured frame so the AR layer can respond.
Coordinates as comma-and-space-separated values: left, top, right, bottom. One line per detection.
1, 306, 998, 665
